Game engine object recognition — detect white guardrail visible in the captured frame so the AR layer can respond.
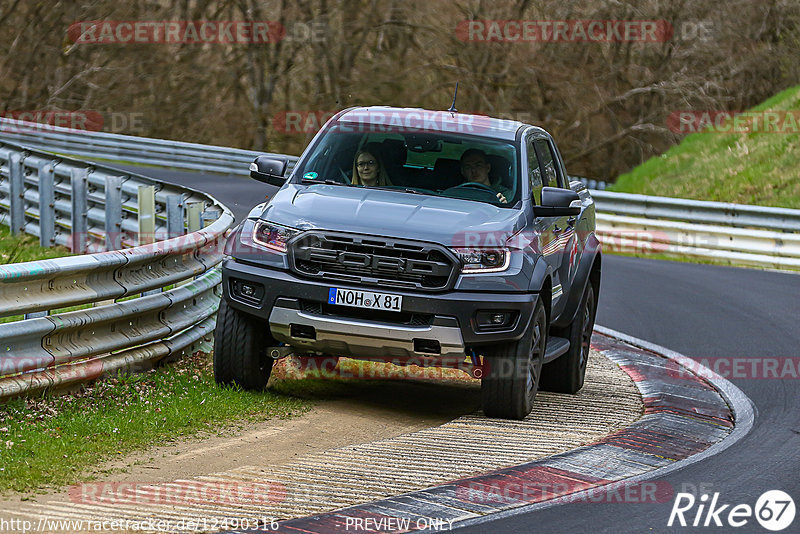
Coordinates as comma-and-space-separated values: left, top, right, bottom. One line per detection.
588, 190, 800, 270
1, 118, 798, 399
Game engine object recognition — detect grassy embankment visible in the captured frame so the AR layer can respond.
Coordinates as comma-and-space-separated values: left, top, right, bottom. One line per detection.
607, 84, 800, 266
610, 84, 800, 207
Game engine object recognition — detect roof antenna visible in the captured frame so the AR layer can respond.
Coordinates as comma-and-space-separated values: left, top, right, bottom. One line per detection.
447, 82, 459, 115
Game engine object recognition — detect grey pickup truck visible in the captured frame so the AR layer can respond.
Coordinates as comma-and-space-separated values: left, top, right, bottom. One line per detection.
214, 106, 601, 420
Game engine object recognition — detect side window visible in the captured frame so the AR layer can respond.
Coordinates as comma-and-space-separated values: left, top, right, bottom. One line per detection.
526, 137, 543, 204
534, 139, 559, 188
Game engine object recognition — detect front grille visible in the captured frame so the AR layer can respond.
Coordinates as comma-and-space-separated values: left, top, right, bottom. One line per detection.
299, 299, 434, 326
289, 231, 458, 291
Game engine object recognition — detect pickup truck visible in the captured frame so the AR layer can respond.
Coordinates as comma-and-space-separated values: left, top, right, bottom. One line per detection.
214, 107, 601, 419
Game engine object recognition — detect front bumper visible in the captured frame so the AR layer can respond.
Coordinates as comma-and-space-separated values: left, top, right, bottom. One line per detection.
222, 258, 539, 357
268, 300, 466, 358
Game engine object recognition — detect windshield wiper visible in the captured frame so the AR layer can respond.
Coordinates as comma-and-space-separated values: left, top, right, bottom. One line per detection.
371, 186, 434, 196
300, 178, 346, 186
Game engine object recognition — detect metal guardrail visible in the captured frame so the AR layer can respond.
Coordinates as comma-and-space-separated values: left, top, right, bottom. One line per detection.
0, 117, 298, 176
594, 213, 800, 270
573, 176, 608, 190
561, 179, 800, 270
588, 190, 800, 269
591, 190, 800, 233
0, 139, 234, 398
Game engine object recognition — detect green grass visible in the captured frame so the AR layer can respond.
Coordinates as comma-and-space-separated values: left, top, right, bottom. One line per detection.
0, 224, 76, 323
0, 224, 72, 264
0, 354, 309, 495
610, 85, 800, 208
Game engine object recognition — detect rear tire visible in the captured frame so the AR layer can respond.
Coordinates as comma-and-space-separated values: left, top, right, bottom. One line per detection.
213, 299, 274, 390
540, 279, 596, 394
481, 299, 547, 420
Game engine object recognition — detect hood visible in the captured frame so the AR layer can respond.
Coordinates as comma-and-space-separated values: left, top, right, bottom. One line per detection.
258, 184, 526, 246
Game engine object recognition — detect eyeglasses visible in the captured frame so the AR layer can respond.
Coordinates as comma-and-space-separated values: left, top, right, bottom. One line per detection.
357, 160, 377, 168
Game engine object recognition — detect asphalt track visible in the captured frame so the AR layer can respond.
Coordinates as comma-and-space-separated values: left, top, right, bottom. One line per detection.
121, 166, 800, 533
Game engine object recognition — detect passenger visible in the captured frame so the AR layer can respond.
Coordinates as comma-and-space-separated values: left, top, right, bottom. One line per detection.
459, 148, 510, 203
351, 149, 392, 187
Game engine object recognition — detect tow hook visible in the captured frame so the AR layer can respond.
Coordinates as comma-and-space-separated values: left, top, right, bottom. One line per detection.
467, 351, 484, 379
268, 346, 294, 359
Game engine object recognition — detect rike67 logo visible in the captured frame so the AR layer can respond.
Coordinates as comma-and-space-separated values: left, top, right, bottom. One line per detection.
669, 490, 795, 531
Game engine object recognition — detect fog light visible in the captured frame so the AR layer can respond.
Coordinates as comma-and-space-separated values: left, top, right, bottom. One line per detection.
475, 310, 517, 331
231, 279, 265, 304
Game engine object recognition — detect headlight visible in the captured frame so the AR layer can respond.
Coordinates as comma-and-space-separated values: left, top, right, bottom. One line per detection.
454, 248, 510, 273
249, 221, 299, 253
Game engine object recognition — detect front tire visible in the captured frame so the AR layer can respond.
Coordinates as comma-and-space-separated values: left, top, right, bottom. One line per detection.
213, 299, 274, 390
540, 279, 596, 394
481, 299, 547, 420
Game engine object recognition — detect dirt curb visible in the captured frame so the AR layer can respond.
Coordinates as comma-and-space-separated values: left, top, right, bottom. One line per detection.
1, 348, 643, 531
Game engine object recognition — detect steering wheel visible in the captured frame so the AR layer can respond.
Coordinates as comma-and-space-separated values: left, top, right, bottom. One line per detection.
446, 181, 506, 202
447, 182, 497, 194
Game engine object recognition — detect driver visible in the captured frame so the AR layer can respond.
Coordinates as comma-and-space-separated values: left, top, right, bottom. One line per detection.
459, 148, 510, 203
352, 149, 392, 187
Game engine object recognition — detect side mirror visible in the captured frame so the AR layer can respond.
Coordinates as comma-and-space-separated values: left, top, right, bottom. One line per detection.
250, 156, 288, 186
533, 187, 581, 217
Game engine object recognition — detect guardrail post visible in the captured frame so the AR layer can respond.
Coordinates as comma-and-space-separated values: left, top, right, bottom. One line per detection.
186, 202, 203, 233
9, 153, 24, 235
105, 175, 122, 250
201, 208, 221, 227
70, 168, 88, 253
137, 184, 162, 296
38, 161, 55, 247
185, 201, 205, 282
166, 194, 184, 237
137, 185, 156, 245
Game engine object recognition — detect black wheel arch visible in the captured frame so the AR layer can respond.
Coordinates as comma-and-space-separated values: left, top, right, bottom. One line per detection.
528, 257, 552, 323
552, 238, 601, 329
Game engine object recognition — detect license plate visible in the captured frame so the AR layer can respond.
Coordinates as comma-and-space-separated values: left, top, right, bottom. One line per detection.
328, 287, 402, 311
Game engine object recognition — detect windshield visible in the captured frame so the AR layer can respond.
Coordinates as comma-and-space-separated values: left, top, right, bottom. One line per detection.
292, 124, 520, 206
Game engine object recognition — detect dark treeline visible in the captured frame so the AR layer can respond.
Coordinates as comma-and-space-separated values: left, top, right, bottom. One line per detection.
1, 0, 798, 180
